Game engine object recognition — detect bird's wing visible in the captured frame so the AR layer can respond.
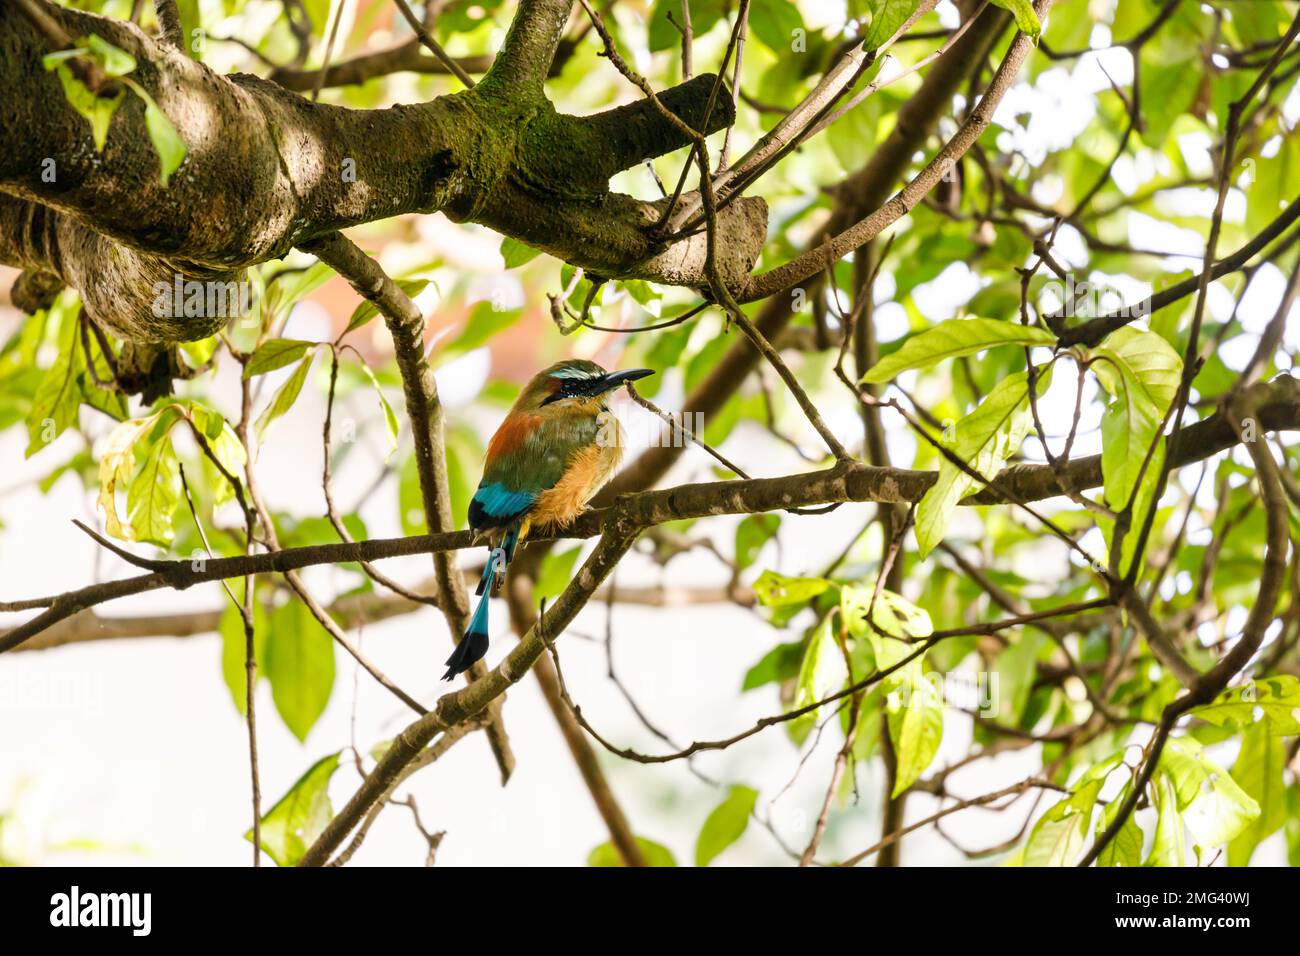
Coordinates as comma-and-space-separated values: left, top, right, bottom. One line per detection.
470, 413, 587, 530
468, 482, 537, 530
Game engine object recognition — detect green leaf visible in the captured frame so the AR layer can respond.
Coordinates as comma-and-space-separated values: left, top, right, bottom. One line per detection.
125, 84, 186, 186
695, 785, 758, 866
863, 0, 919, 49
885, 661, 944, 795
220, 599, 268, 716
842, 585, 932, 683
500, 237, 542, 269
273, 260, 335, 310
442, 420, 483, 532
1146, 773, 1185, 866
863, 319, 1053, 383
1138, 52, 1200, 148
588, 837, 677, 867
83, 35, 138, 76
1158, 737, 1259, 848
741, 641, 804, 691
535, 545, 582, 601
994, 631, 1045, 725
248, 752, 341, 866
264, 599, 336, 742
749, 0, 804, 53
1097, 782, 1144, 868
914, 368, 1048, 557
48, 65, 123, 152
990, 0, 1042, 39
26, 300, 85, 457
126, 433, 181, 546
1190, 675, 1300, 735
752, 570, 830, 607
95, 410, 169, 539
175, 0, 201, 59
790, 613, 836, 742
1287, 787, 1300, 867
1090, 327, 1182, 511
435, 301, 522, 361
206, 419, 248, 507
245, 339, 315, 378
355, 360, 400, 458
398, 453, 425, 536
648, 0, 724, 53
255, 351, 315, 440
344, 279, 430, 335
1023, 774, 1105, 866
1227, 723, 1286, 866
143, 97, 186, 186
735, 513, 780, 571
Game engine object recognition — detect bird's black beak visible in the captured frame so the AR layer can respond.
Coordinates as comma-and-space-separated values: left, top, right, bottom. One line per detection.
592, 368, 654, 394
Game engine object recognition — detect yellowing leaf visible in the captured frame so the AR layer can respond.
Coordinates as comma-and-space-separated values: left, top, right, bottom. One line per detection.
96, 411, 167, 540
1158, 737, 1259, 849
1191, 675, 1300, 735
753, 570, 830, 607
1024, 773, 1106, 866
126, 433, 181, 546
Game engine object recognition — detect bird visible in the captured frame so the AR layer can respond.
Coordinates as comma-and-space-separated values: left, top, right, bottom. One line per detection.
442, 359, 654, 680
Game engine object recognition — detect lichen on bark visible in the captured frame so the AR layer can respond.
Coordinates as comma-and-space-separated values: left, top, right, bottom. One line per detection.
0, 0, 767, 354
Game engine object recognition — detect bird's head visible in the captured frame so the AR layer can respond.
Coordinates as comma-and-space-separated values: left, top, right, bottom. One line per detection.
516, 360, 654, 415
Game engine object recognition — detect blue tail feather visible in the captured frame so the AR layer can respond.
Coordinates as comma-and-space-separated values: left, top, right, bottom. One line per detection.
443, 545, 507, 681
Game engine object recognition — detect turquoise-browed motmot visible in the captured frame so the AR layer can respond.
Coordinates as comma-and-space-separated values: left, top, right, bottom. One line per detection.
442, 359, 654, 680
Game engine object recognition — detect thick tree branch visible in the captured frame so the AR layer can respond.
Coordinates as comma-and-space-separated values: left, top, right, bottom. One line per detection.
0, 1, 756, 346
478, 0, 573, 96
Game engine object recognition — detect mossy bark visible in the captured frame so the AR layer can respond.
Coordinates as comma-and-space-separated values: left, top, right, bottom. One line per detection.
0, 0, 766, 346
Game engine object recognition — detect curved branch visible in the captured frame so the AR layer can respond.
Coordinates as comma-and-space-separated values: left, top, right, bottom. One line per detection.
5, 376, 1299, 655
